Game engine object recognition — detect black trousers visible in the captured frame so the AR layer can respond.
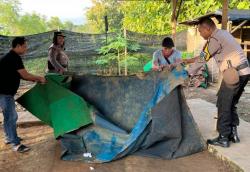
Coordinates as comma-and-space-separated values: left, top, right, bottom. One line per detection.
216, 74, 250, 137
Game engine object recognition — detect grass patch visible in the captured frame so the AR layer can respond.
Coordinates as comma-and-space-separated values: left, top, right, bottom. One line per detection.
23, 57, 47, 75
182, 52, 194, 59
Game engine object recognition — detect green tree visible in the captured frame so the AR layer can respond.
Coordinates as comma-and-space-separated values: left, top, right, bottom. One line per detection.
0, 0, 86, 35
63, 21, 75, 31
0, 0, 20, 35
84, 0, 123, 33
85, 0, 250, 35
121, 1, 172, 34
96, 33, 140, 75
47, 16, 64, 31
1, 0, 249, 36
229, 0, 250, 9
18, 13, 47, 35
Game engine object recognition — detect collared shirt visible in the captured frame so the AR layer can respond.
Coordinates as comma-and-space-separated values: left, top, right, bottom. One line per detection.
152, 49, 182, 68
201, 29, 250, 76
0, 50, 25, 95
48, 44, 69, 72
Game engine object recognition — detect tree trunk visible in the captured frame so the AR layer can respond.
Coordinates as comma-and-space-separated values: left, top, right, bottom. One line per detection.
171, 0, 177, 44
221, 0, 228, 30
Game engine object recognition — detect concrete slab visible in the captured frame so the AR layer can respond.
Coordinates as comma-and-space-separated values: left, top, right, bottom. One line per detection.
244, 86, 250, 94
187, 99, 250, 172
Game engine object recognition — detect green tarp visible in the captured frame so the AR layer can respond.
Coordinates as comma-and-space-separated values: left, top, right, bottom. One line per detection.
143, 60, 153, 72
17, 74, 92, 138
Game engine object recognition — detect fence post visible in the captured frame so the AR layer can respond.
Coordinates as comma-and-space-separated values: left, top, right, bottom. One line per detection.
124, 28, 128, 76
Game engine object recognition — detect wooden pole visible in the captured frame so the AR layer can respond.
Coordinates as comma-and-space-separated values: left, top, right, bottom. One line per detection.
171, 0, 177, 43
221, 0, 229, 30
124, 28, 128, 76
230, 20, 248, 34
118, 50, 121, 75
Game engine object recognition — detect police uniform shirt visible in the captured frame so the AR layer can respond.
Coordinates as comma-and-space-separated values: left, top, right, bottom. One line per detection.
201, 28, 250, 76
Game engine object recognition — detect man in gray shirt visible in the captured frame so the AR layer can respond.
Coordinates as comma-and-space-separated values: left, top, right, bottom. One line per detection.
184, 17, 250, 148
152, 37, 182, 71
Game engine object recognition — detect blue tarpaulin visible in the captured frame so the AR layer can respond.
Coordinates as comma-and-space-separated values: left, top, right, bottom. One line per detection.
18, 65, 205, 163
60, 65, 205, 162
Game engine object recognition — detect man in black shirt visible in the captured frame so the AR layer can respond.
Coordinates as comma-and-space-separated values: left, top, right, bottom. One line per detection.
0, 37, 46, 153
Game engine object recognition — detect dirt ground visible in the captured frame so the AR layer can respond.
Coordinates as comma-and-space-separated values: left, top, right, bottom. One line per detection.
1, 83, 249, 172
0, 125, 233, 172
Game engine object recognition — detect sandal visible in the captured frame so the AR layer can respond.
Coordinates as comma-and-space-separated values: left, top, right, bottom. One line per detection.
13, 144, 30, 153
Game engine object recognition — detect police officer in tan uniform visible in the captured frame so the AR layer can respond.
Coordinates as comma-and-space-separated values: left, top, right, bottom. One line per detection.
183, 17, 250, 148
47, 31, 69, 74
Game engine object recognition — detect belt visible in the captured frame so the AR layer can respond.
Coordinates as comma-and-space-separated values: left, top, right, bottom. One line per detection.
236, 61, 249, 71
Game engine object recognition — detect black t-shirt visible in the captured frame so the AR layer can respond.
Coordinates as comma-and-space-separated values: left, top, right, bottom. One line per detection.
0, 50, 25, 96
